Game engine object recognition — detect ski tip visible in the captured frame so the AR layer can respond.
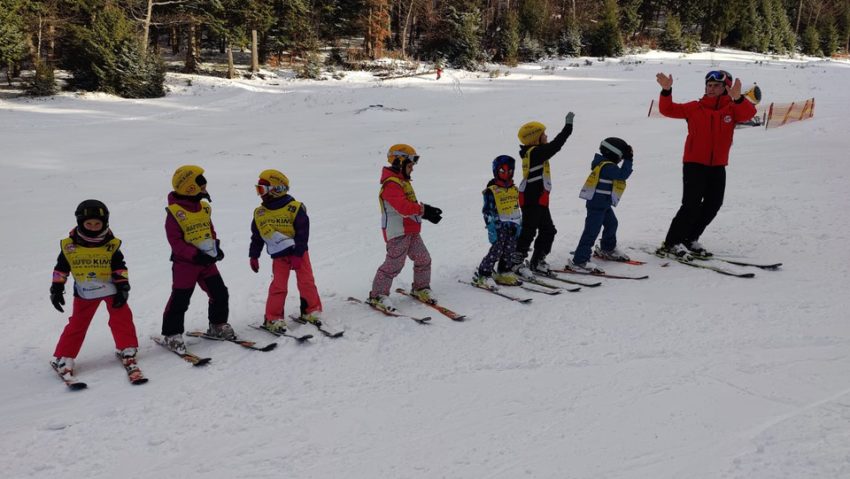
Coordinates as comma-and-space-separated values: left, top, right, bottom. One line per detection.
192, 357, 212, 367
259, 343, 278, 351
68, 382, 88, 391
131, 378, 149, 385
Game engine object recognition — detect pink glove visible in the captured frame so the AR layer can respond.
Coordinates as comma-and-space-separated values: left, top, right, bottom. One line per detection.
250, 257, 259, 273
290, 255, 303, 270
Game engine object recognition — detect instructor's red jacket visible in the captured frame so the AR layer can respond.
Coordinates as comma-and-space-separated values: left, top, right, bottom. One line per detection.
659, 91, 756, 167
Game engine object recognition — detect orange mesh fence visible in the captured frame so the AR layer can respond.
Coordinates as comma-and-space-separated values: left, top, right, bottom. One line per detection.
764, 98, 815, 129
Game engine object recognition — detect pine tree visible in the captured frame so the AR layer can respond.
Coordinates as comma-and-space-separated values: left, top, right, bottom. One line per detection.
801, 25, 821, 55
588, 0, 623, 57
660, 15, 686, 52
26, 61, 56, 96
491, 10, 519, 66
819, 20, 839, 56
0, 0, 30, 84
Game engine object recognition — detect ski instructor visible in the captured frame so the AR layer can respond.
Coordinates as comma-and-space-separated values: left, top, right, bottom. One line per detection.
655, 70, 756, 260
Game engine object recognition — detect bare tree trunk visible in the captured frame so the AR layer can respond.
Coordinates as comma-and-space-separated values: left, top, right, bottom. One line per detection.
795, 0, 803, 34
48, 23, 55, 63
36, 16, 43, 63
401, 0, 415, 59
251, 29, 259, 73
143, 0, 154, 52
226, 45, 235, 79
185, 21, 198, 73
171, 25, 180, 54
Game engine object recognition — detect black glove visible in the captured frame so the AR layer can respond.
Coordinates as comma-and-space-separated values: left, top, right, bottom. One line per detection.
422, 204, 443, 224
50, 283, 65, 313
215, 248, 225, 262
623, 145, 634, 161
194, 250, 217, 265
113, 282, 130, 308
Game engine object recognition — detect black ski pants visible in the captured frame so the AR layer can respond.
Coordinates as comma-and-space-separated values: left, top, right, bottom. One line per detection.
665, 163, 726, 247
516, 204, 557, 265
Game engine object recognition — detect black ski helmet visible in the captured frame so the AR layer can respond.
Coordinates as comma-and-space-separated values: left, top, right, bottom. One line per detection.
75, 199, 109, 234
599, 137, 631, 161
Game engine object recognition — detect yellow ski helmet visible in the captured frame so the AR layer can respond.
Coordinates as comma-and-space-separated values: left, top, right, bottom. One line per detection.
387, 144, 419, 165
518, 121, 546, 145
256, 169, 290, 197
172, 165, 206, 196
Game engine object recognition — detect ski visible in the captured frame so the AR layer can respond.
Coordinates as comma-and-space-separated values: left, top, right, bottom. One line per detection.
51, 361, 87, 390
458, 280, 533, 303
551, 267, 649, 280
395, 288, 466, 321
288, 315, 345, 338
693, 256, 782, 270
521, 275, 581, 292
533, 271, 601, 288
116, 353, 148, 385
645, 249, 756, 278
186, 331, 278, 351
250, 323, 314, 342
347, 297, 431, 324
519, 283, 561, 295
592, 252, 646, 265
151, 336, 212, 366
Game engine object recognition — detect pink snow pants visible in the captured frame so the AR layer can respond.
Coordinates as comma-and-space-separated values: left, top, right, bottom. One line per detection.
53, 296, 139, 358
265, 252, 322, 321
370, 233, 431, 297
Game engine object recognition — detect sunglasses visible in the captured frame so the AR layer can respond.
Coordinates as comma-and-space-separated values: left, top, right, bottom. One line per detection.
255, 184, 288, 196
391, 151, 420, 164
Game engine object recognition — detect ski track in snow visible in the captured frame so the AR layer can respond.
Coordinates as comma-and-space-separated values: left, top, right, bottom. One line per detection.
1, 49, 850, 478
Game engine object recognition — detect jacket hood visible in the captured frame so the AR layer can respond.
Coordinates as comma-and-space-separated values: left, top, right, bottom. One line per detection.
167, 191, 205, 212
261, 194, 295, 209
591, 153, 615, 169
380, 166, 404, 183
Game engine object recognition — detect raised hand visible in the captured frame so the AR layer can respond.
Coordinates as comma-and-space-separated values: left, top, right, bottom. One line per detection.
656, 72, 673, 90
728, 78, 743, 100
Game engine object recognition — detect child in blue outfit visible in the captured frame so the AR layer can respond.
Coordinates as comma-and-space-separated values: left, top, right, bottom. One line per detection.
567, 138, 634, 274
473, 155, 523, 289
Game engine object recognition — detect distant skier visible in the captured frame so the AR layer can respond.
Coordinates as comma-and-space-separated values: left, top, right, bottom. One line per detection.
473, 155, 522, 289
160, 165, 234, 354
50, 200, 139, 377
368, 144, 442, 311
513, 112, 575, 276
249, 169, 327, 333
566, 138, 634, 274
655, 70, 756, 259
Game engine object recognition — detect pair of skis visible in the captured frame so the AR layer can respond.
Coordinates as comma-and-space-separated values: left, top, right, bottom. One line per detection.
151, 330, 277, 367
51, 353, 149, 390
640, 247, 782, 278
350, 290, 470, 322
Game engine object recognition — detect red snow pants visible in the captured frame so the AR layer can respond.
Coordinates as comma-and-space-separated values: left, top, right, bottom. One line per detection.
53, 296, 139, 358
265, 252, 322, 321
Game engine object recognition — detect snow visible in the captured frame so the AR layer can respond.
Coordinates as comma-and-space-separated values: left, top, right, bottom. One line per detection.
2, 48, 850, 478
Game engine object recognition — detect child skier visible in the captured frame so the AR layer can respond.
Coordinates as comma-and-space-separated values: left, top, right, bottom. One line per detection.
249, 169, 324, 332
368, 144, 442, 311
161, 165, 233, 353
473, 155, 522, 289
50, 200, 139, 376
514, 112, 575, 277
566, 138, 634, 274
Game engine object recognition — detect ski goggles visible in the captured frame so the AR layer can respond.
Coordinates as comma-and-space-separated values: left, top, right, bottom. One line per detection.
390, 151, 420, 164
705, 70, 732, 86
255, 184, 288, 196
497, 164, 514, 176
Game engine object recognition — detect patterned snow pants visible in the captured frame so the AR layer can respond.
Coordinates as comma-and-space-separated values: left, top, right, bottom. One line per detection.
478, 223, 519, 276
370, 233, 431, 297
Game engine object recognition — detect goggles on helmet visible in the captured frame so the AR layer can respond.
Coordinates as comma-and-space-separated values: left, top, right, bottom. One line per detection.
705, 70, 731, 85
497, 164, 514, 175
77, 206, 107, 218
255, 184, 288, 196
390, 151, 419, 164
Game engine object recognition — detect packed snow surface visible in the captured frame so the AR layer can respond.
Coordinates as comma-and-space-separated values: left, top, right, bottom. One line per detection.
2, 48, 849, 478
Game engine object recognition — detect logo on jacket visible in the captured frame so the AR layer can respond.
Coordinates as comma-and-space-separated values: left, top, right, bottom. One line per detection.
175, 210, 187, 221
64, 243, 76, 253
723, 115, 733, 123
